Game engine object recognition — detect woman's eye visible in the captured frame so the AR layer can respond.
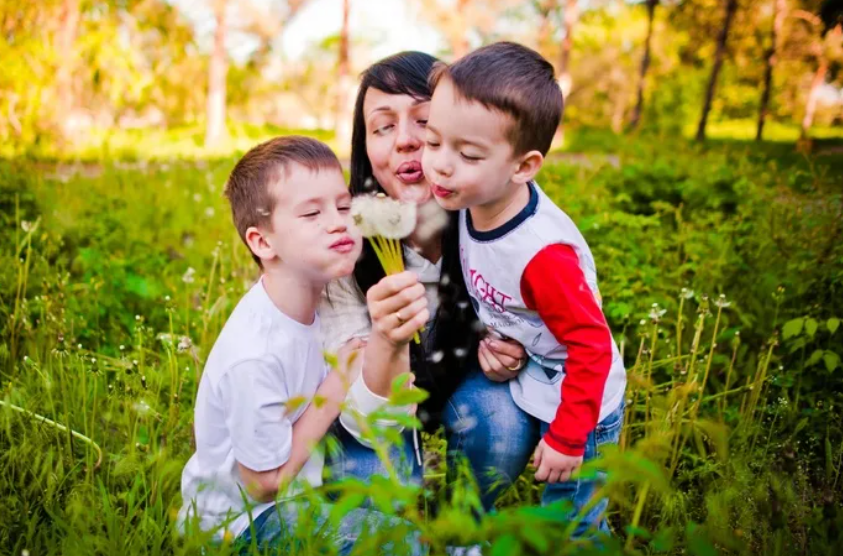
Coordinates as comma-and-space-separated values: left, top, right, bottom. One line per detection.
373, 124, 394, 135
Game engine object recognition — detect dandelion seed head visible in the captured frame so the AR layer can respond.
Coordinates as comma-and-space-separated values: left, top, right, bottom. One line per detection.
454, 347, 468, 358
204, 207, 215, 218
428, 350, 444, 364
182, 267, 196, 284
177, 336, 193, 353
193, 193, 202, 202
414, 201, 449, 242
78, 343, 83, 349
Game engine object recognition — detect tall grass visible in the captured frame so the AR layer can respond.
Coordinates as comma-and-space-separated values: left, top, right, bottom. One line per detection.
1, 131, 841, 554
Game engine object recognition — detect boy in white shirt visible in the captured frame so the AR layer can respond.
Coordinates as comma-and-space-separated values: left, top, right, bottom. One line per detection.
178, 136, 419, 554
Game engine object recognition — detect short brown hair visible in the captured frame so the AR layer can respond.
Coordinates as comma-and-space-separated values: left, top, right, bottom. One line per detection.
224, 136, 342, 267
430, 42, 563, 157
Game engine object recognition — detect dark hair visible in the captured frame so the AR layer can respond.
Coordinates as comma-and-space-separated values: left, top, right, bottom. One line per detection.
225, 135, 342, 267
430, 41, 563, 156
347, 51, 480, 429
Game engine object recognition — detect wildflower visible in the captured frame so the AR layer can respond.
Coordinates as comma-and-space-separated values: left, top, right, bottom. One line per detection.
177, 336, 193, 353
182, 267, 196, 284
193, 193, 202, 202
133, 400, 151, 415
715, 294, 731, 308
682, 288, 695, 300
205, 207, 215, 218
21, 221, 33, 233
648, 305, 667, 322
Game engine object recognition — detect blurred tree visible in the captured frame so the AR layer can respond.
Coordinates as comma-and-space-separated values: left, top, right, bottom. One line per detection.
335, 0, 352, 149
756, 0, 787, 140
798, 0, 843, 136
696, 0, 740, 140
412, 0, 520, 59
201, 0, 309, 147
629, 0, 659, 130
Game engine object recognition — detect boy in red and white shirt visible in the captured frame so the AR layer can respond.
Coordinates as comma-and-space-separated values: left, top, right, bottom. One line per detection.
422, 42, 626, 537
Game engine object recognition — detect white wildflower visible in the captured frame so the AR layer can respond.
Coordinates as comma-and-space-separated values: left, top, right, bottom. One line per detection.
177, 336, 193, 353
182, 267, 196, 284
715, 294, 731, 308
351, 193, 416, 239
682, 289, 695, 300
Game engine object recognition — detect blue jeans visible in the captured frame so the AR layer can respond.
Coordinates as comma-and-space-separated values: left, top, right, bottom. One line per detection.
539, 400, 624, 538
325, 363, 539, 511
236, 497, 424, 556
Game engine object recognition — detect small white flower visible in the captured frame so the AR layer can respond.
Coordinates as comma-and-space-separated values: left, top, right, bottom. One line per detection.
21, 221, 33, 233
182, 267, 196, 284
648, 306, 667, 322
682, 289, 695, 300
714, 294, 731, 308
204, 207, 215, 218
133, 400, 151, 415
177, 336, 193, 353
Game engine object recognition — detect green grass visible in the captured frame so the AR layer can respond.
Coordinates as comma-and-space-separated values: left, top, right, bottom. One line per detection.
1, 128, 842, 554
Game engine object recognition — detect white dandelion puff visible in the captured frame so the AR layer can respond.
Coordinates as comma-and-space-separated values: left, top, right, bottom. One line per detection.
182, 267, 196, 284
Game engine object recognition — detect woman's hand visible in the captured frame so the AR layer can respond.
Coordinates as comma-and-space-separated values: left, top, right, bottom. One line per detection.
478, 333, 527, 382
366, 271, 430, 347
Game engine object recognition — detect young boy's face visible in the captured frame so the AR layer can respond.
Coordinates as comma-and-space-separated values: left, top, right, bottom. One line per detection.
422, 76, 522, 212
262, 165, 361, 282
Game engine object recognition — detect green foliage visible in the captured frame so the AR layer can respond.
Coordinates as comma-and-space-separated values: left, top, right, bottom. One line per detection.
1, 131, 842, 554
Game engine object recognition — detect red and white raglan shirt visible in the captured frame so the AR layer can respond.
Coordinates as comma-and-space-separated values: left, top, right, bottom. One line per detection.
459, 182, 626, 457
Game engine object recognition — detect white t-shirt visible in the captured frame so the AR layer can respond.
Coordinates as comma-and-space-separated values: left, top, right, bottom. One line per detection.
179, 277, 328, 540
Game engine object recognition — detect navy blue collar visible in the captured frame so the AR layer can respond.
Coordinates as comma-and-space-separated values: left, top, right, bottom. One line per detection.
466, 182, 539, 242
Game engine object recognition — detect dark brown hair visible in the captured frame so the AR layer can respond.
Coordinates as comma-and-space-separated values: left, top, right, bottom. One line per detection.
224, 135, 342, 266
429, 41, 563, 156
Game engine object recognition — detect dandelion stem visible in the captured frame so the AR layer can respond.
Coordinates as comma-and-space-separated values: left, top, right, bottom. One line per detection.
0, 400, 103, 470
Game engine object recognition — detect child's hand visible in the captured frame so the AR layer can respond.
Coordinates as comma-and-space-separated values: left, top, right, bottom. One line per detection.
533, 439, 583, 484
478, 331, 527, 382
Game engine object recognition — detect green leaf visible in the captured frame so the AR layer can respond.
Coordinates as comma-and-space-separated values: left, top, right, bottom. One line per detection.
805, 318, 818, 338
782, 318, 804, 340
828, 318, 840, 334
520, 526, 549, 552
388, 388, 429, 406
823, 352, 840, 372
491, 534, 519, 556
806, 349, 824, 367
686, 522, 717, 556
650, 527, 676, 552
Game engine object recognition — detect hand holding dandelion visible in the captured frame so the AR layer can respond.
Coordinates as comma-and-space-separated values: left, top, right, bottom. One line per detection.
351, 193, 423, 344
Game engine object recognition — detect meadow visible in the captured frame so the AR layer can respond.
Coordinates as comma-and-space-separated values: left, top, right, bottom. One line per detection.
1, 128, 842, 555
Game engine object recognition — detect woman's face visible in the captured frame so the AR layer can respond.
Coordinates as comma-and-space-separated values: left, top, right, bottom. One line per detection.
363, 88, 432, 205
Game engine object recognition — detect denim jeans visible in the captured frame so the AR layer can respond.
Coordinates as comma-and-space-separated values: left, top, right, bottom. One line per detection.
325, 362, 539, 511
236, 497, 424, 556
539, 400, 624, 538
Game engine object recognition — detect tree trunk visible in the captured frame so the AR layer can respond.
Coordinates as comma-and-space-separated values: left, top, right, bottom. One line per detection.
205, 0, 228, 147
801, 24, 841, 138
696, 0, 739, 142
756, 0, 786, 141
801, 57, 829, 137
56, 0, 80, 135
335, 0, 353, 151
629, 0, 658, 131
558, 0, 579, 98
536, 0, 555, 57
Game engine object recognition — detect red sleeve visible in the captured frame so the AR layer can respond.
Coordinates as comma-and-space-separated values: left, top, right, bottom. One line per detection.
521, 244, 613, 457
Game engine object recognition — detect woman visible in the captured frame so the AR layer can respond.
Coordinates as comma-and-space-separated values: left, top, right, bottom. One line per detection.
321, 51, 540, 510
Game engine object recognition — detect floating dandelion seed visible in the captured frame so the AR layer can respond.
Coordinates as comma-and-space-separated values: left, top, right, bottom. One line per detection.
415, 201, 449, 243
428, 351, 445, 364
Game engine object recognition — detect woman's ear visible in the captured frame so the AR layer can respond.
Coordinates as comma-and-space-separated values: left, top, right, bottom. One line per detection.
245, 226, 278, 264
511, 150, 544, 185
